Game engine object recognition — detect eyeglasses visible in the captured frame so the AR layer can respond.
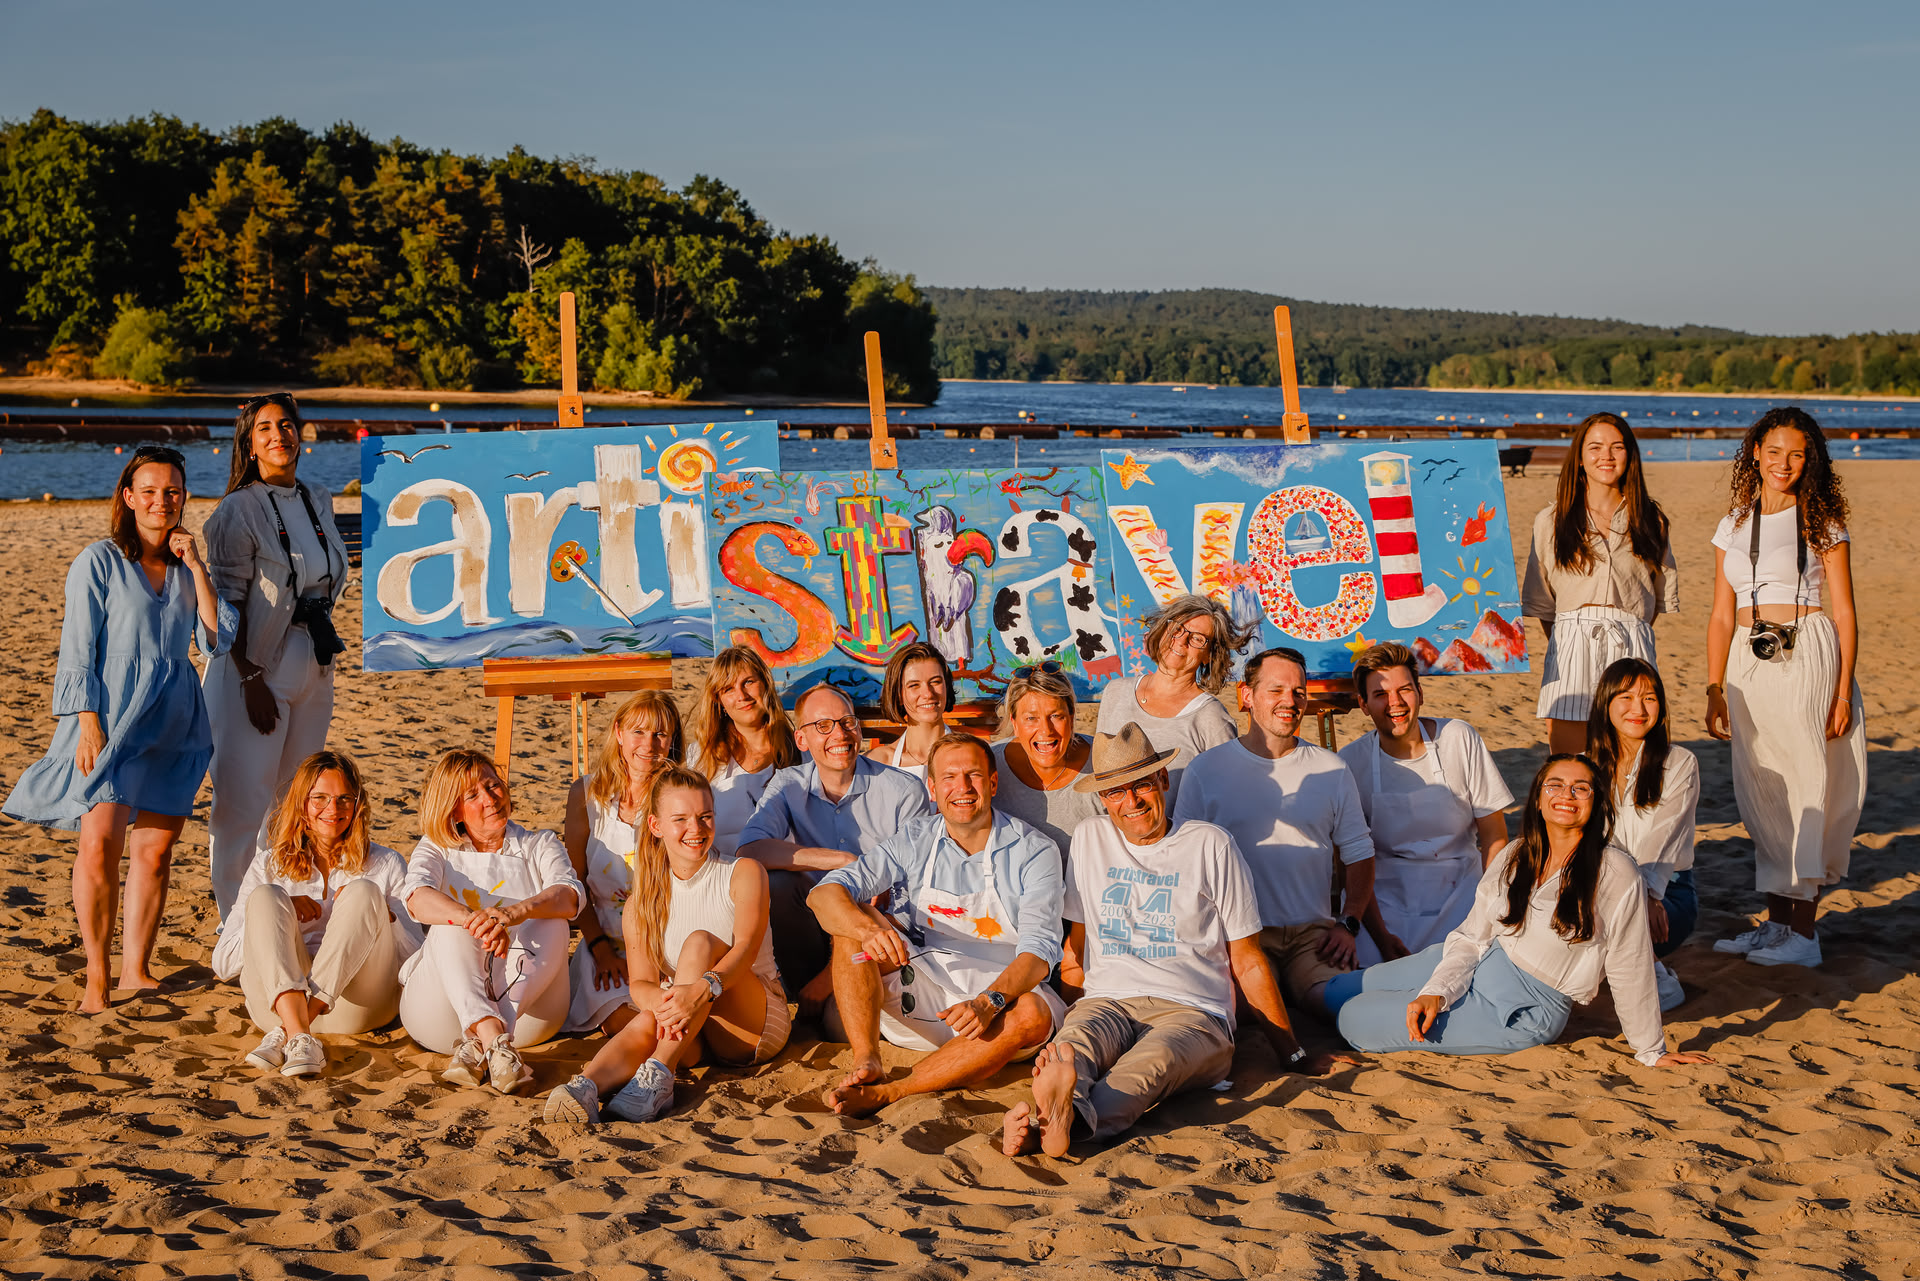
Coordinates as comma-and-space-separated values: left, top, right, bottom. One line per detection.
1167, 626, 1213, 652
305, 793, 358, 812
798, 716, 861, 738
1097, 776, 1160, 802
1011, 661, 1064, 678
1541, 780, 1595, 799
485, 942, 530, 1003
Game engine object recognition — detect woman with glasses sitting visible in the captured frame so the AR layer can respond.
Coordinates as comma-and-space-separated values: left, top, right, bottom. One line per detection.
865, 642, 954, 780
991, 663, 1100, 853
1325, 755, 1712, 1068
213, 751, 420, 1077
398, 750, 585, 1094
1094, 594, 1251, 806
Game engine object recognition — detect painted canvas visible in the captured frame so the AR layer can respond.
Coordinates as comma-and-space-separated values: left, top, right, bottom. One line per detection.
705, 467, 1122, 705
1101, 443, 1527, 679
360, 420, 778, 670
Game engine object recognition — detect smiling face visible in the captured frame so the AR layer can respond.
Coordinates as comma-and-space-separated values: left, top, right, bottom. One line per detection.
1607, 676, 1662, 744
1581, 422, 1629, 491
718, 668, 770, 729
647, 783, 716, 863
1362, 664, 1423, 741
249, 402, 300, 480
795, 687, 860, 772
1536, 759, 1596, 833
899, 658, 950, 728
615, 710, 677, 783
1099, 770, 1170, 844
453, 763, 512, 847
302, 768, 359, 849
930, 740, 997, 833
1241, 653, 1307, 741
122, 460, 186, 540
1755, 426, 1808, 497
1012, 691, 1074, 769
1156, 611, 1215, 680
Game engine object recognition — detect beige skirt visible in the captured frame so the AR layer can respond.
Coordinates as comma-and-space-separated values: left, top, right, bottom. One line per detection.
1726, 612, 1866, 901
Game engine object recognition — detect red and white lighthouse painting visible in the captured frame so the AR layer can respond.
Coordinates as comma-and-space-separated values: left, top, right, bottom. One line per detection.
1360, 451, 1449, 628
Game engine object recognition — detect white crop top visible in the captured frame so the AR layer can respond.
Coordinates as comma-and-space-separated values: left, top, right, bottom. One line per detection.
1711, 506, 1845, 609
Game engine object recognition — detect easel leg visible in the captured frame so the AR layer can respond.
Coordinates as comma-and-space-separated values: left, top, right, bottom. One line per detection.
571, 693, 585, 780
495, 698, 514, 781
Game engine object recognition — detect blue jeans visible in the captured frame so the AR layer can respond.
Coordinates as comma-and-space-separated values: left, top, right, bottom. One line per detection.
1653, 869, 1697, 960
1325, 941, 1573, 1056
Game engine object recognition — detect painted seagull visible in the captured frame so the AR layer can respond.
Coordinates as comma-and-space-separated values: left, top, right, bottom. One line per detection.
507, 471, 550, 480
913, 506, 995, 667
375, 444, 452, 464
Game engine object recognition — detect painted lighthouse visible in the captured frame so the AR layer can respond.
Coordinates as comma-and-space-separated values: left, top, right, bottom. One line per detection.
1359, 451, 1448, 628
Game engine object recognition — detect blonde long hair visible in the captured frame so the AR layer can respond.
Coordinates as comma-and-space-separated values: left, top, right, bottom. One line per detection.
690, 646, 798, 779
626, 764, 714, 979
588, 691, 684, 810
270, 750, 371, 882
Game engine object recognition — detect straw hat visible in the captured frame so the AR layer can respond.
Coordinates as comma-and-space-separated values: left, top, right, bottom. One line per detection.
1073, 722, 1178, 794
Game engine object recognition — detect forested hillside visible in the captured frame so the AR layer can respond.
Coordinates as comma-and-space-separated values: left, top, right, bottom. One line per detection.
926, 287, 1920, 395
0, 110, 939, 400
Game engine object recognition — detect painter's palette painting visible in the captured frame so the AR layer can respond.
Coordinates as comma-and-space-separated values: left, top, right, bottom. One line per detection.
704, 467, 1121, 705
1101, 442, 1527, 679
360, 420, 778, 669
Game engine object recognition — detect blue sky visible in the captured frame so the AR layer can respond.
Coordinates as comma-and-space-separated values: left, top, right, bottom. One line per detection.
3, 1, 1915, 334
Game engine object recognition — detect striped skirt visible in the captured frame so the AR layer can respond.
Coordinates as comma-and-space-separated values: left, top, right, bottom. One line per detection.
1536, 605, 1657, 721
1727, 612, 1866, 901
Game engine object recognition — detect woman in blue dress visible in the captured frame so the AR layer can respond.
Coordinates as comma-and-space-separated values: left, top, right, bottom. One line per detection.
3, 447, 232, 1012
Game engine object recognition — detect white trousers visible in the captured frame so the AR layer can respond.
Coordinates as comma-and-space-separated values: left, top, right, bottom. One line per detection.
205, 628, 335, 920
399, 918, 570, 1054
239, 879, 402, 1035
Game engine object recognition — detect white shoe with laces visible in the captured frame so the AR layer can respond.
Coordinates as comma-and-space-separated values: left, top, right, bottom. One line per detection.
280, 1032, 326, 1078
487, 1039, 534, 1095
606, 1059, 674, 1122
244, 1026, 287, 1072
1654, 962, 1686, 1011
1748, 930, 1822, 969
1713, 921, 1791, 955
544, 1074, 602, 1124
442, 1036, 488, 1087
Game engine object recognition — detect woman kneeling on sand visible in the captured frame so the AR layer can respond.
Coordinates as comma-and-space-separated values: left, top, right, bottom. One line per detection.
545, 765, 789, 1124
213, 750, 420, 1077
399, 750, 585, 1094
1325, 755, 1713, 1068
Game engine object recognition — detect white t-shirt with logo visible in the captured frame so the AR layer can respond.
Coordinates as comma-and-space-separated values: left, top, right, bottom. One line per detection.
1063, 815, 1263, 1027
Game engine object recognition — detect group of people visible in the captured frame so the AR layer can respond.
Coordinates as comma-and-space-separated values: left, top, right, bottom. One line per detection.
2, 397, 1866, 1153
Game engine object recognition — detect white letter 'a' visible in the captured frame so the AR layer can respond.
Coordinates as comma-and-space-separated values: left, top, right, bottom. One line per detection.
375, 479, 499, 626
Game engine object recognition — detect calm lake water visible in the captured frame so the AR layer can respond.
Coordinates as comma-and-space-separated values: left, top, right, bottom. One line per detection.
4, 383, 1915, 499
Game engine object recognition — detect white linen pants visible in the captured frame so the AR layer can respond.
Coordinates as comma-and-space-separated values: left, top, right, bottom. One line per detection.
239, 879, 402, 1035
205, 629, 335, 920
399, 918, 570, 1054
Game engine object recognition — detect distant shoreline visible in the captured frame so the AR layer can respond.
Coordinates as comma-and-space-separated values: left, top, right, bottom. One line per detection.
0, 375, 915, 412
941, 377, 1920, 404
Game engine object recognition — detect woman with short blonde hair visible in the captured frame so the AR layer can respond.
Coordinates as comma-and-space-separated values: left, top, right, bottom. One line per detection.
563, 691, 685, 1036
992, 664, 1098, 851
1095, 594, 1250, 805
213, 751, 421, 1078
399, 750, 584, 1094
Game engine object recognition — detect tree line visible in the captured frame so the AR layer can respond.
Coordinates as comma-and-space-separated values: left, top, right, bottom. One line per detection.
0, 110, 940, 401
927, 287, 1920, 396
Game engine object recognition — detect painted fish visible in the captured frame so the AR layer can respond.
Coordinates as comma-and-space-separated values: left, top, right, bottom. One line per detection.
1462, 502, 1496, 547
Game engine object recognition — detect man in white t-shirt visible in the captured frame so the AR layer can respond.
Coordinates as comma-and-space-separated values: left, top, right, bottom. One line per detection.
1171, 647, 1379, 1015
1338, 642, 1512, 965
1003, 722, 1334, 1158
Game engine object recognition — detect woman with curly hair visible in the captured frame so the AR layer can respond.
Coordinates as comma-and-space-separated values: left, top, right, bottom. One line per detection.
1095, 594, 1251, 806
687, 647, 800, 858
562, 691, 684, 1036
1706, 407, 1864, 970
1521, 413, 1678, 755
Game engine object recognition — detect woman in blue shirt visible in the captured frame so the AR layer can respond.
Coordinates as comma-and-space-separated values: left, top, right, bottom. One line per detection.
4, 447, 231, 1012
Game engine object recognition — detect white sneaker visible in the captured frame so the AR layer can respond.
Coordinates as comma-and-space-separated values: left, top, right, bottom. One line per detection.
1713, 922, 1791, 955
606, 1059, 674, 1122
244, 1026, 287, 1072
544, 1074, 602, 1124
1654, 962, 1686, 1011
487, 1039, 534, 1095
1748, 931, 1822, 968
280, 1032, 325, 1078
442, 1036, 488, 1087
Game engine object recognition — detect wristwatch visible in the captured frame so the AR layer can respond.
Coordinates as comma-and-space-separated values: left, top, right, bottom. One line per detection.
1341, 915, 1362, 936
982, 990, 1009, 1013
702, 970, 725, 1002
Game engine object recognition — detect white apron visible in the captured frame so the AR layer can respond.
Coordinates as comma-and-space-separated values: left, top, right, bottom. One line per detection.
878, 847, 1065, 1052
1359, 720, 1482, 965
565, 798, 638, 1033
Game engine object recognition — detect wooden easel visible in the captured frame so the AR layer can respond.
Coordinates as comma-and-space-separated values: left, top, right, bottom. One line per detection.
864, 330, 898, 469
479, 290, 671, 780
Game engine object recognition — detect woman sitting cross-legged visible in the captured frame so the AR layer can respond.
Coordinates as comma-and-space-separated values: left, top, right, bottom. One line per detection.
1325, 755, 1713, 1068
212, 750, 421, 1077
399, 750, 585, 1094
545, 765, 789, 1124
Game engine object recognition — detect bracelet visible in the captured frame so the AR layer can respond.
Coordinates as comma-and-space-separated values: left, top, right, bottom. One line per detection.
1706, 683, 1724, 697
241, 669, 264, 684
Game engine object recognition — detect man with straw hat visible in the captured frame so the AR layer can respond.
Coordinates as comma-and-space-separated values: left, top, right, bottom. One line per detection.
1003, 722, 1336, 1158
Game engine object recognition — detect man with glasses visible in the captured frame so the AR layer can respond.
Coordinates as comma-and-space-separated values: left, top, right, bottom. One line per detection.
737, 683, 934, 1011
1003, 722, 1334, 1158
805, 733, 1066, 1116
1171, 647, 1380, 1016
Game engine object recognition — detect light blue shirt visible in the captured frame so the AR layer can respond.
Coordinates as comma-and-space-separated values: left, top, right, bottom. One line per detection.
820, 810, 1065, 966
736, 755, 935, 877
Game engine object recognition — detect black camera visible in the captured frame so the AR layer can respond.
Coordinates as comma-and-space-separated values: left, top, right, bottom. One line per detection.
292, 595, 346, 666
1748, 619, 1798, 661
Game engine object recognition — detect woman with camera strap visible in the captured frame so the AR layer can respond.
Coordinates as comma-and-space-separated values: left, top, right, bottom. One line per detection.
1705, 407, 1864, 969
203, 393, 351, 921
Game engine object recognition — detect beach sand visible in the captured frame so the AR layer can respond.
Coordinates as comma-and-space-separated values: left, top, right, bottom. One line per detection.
0, 462, 1915, 1278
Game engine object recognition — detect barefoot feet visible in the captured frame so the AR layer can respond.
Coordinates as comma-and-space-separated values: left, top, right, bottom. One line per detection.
824, 1055, 889, 1116
1003, 1044, 1078, 1157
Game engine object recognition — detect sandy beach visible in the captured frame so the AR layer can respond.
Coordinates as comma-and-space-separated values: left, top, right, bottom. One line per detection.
0, 461, 1915, 1278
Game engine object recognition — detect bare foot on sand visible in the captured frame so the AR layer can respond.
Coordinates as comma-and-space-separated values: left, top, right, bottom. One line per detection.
78, 975, 111, 1015
117, 971, 164, 993
824, 1056, 888, 1116
1031, 1042, 1077, 1157
1002, 1101, 1038, 1156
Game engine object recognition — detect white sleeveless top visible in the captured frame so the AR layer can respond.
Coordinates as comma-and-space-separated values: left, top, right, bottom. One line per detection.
661, 853, 780, 985
886, 734, 928, 781
583, 796, 638, 938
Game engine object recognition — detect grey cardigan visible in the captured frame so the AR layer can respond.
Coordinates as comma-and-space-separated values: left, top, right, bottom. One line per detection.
204, 480, 350, 669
